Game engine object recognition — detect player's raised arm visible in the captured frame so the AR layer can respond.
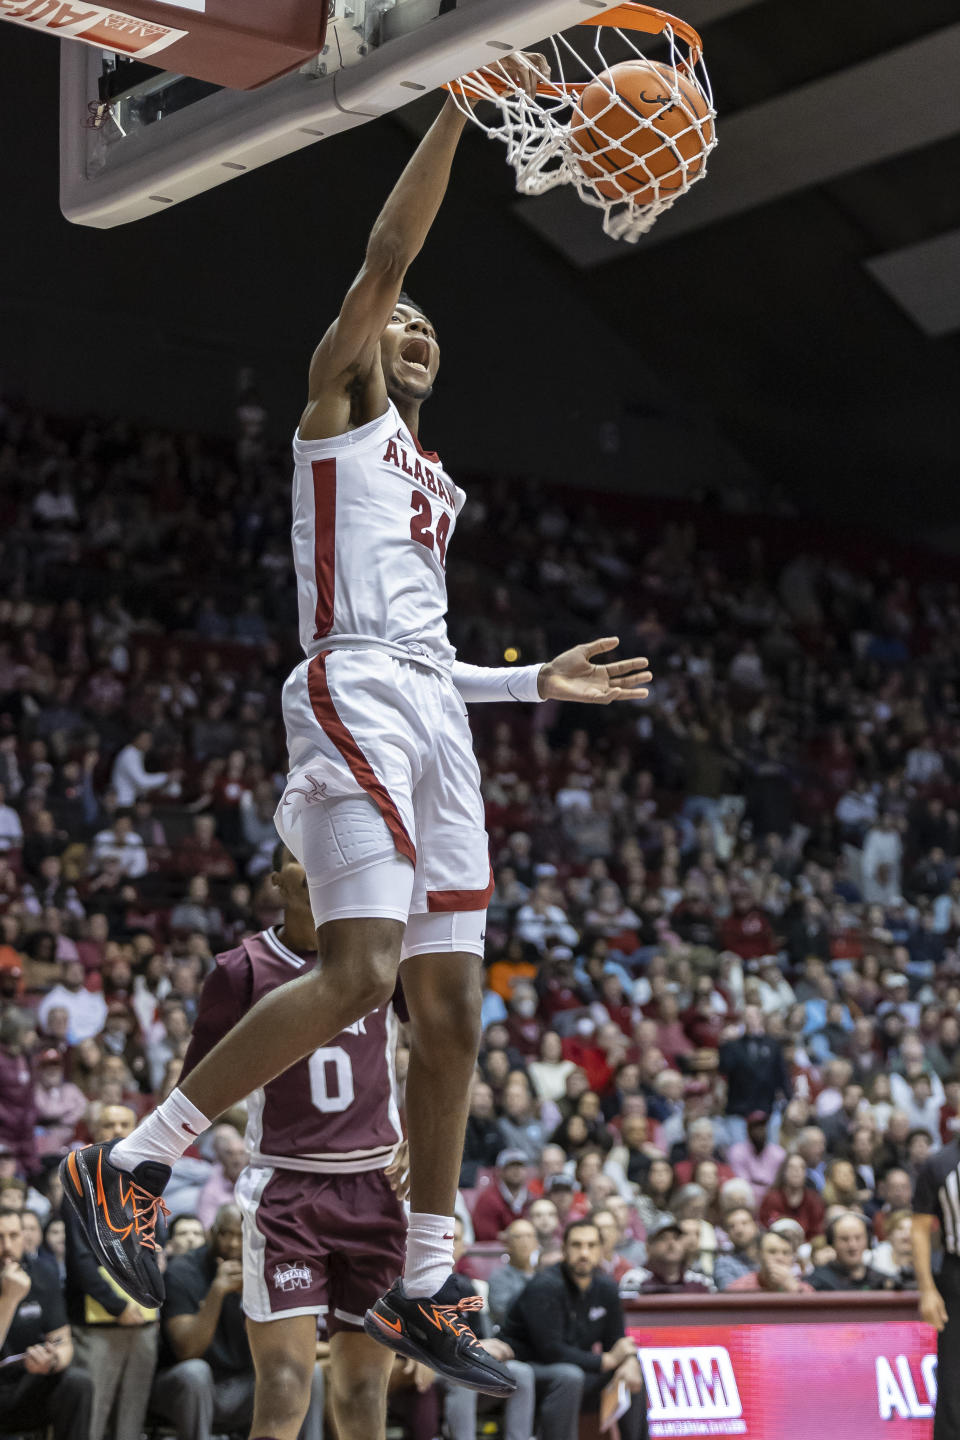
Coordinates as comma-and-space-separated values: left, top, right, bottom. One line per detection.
302, 54, 547, 438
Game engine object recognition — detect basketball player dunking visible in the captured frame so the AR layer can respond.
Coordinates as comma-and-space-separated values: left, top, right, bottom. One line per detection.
62, 58, 652, 1400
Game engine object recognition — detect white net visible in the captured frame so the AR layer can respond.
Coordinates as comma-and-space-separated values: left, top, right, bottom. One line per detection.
447, 5, 717, 243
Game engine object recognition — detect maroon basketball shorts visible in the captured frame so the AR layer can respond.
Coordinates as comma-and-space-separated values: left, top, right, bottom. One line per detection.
236, 1163, 406, 1329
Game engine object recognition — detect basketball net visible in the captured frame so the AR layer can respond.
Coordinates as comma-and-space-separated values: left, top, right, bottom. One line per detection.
446, 3, 716, 243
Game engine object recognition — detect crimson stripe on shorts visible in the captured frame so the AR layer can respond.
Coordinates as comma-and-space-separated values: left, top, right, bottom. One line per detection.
312, 458, 337, 641
427, 865, 494, 913
307, 651, 416, 866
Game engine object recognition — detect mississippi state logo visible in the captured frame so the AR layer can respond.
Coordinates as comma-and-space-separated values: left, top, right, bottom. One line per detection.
273, 1262, 313, 1292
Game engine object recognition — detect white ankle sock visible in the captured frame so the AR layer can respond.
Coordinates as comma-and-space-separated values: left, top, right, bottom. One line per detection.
111, 1088, 211, 1173
403, 1211, 455, 1297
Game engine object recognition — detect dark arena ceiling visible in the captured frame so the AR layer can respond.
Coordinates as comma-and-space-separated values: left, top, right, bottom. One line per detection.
1, 0, 958, 539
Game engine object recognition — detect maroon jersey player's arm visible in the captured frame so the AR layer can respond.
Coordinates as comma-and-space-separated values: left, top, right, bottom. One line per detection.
180, 955, 253, 1082
299, 96, 471, 444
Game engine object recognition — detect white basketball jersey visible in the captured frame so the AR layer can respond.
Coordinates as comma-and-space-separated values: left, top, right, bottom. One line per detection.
290, 401, 465, 674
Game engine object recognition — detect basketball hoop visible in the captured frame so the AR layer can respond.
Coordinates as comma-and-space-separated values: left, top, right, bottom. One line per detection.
446, 2, 717, 242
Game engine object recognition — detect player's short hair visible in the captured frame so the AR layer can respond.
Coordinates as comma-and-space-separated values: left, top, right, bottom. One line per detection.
272, 839, 294, 873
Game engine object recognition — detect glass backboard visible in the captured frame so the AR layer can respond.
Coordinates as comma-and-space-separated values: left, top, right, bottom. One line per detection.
58, 0, 609, 227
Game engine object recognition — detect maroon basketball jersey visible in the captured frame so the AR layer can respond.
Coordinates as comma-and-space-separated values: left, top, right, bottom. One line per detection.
182, 927, 402, 1172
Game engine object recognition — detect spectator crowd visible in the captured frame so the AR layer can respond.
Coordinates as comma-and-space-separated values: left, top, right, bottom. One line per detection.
3, 393, 960, 1434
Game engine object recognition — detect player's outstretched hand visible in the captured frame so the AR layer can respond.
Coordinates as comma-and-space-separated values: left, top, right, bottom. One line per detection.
385, 1139, 410, 1202
538, 638, 652, 704
491, 49, 550, 99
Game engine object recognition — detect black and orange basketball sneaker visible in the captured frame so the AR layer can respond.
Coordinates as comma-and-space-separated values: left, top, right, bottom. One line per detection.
61, 1141, 170, 1309
365, 1278, 517, 1395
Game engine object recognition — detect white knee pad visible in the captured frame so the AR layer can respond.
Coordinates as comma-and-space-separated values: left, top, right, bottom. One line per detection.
401, 909, 487, 959
299, 795, 397, 874
308, 851, 415, 928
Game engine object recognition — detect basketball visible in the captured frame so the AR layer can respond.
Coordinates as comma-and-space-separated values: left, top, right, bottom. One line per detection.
567, 59, 715, 205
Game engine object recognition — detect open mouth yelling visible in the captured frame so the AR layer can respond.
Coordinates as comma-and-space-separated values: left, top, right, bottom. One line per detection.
400, 337, 431, 374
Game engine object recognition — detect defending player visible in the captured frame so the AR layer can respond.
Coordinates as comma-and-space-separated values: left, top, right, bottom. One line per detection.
179, 841, 407, 1440
62, 57, 652, 1397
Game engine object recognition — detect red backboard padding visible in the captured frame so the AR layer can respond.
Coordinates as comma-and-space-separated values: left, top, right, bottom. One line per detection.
0, 0, 328, 89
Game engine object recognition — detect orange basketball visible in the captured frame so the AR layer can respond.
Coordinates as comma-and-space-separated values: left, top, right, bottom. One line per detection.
568, 59, 714, 205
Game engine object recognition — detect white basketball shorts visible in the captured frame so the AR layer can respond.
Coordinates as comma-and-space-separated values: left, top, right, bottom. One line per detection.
275, 648, 492, 947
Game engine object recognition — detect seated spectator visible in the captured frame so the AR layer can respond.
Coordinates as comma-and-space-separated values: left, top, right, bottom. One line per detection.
809, 1212, 890, 1291
166, 1215, 207, 1258
514, 880, 579, 951
759, 1153, 826, 1240
726, 1110, 786, 1206
41, 1215, 67, 1286
675, 1199, 718, 1284
620, 1215, 714, 1295
636, 1158, 676, 1232
672, 1118, 734, 1188
725, 1229, 815, 1293
0, 1208, 92, 1440
462, 1078, 506, 1188
574, 1092, 614, 1153
0, 1010, 37, 1176
151, 1203, 325, 1440
870, 1209, 916, 1287
169, 876, 225, 941
502, 1218, 647, 1440
497, 1071, 545, 1162
849, 1123, 880, 1199
34, 1049, 88, 1159
527, 1030, 576, 1103
17, 1210, 54, 1286
0, 949, 25, 1010
716, 1176, 760, 1220
99, 1002, 150, 1093
796, 1126, 828, 1190
527, 1197, 561, 1252
173, 816, 236, 881
488, 1217, 538, 1328
821, 1081, 867, 1153
37, 961, 108, 1046
0, 783, 23, 855
472, 1150, 531, 1242
608, 1112, 661, 1190
64, 1102, 159, 1440
529, 1143, 570, 1198
713, 1206, 762, 1290
898, 1071, 943, 1142
543, 1174, 582, 1231
822, 1157, 863, 1210
196, 1125, 248, 1233
907, 1128, 934, 1176
89, 810, 148, 880
146, 1002, 192, 1093
871, 1167, 914, 1238
590, 1206, 637, 1285
606, 1194, 646, 1266
692, 1159, 725, 1226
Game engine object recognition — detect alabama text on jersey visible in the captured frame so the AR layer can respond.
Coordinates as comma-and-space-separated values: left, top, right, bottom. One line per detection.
291, 400, 466, 675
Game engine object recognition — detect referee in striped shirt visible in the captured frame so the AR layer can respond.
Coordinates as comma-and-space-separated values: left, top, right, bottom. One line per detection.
913, 1136, 960, 1439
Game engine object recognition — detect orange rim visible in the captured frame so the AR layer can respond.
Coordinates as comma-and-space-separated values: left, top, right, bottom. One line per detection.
445, 2, 705, 98
580, 2, 703, 58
